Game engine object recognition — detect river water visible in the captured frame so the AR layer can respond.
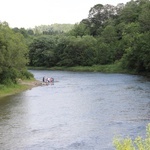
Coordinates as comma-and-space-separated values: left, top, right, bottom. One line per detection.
0, 70, 150, 150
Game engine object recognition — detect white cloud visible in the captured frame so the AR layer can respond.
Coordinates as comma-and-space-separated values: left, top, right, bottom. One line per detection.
0, 0, 130, 28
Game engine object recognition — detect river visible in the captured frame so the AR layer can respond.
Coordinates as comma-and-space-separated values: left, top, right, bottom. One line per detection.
0, 70, 150, 150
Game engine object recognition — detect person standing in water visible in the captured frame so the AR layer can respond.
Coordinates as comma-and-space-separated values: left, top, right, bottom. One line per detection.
43, 76, 46, 82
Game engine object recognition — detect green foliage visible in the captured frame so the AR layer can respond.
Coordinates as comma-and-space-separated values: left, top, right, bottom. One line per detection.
119, 0, 139, 23
68, 23, 90, 37
0, 82, 32, 97
0, 22, 32, 84
12, 27, 29, 38
88, 4, 117, 36
3, 0, 150, 92
11, 0, 150, 75
36, 62, 125, 73
19, 69, 34, 79
55, 36, 96, 67
101, 25, 117, 43
29, 35, 56, 67
113, 124, 150, 150
0, 25, 27, 70
33, 24, 74, 35
121, 32, 150, 72
0, 68, 19, 85
139, 0, 150, 32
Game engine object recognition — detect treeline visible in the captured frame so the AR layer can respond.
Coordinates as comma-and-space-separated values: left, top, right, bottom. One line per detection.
33, 24, 74, 35
0, 0, 150, 84
13, 23, 74, 36
27, 0, 150, 73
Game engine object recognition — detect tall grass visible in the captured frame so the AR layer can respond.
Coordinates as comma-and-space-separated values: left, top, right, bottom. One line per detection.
0, 83, 29, 97
113, 124, 150, 150
28, 62, 131, 73
60, 63, 129, 73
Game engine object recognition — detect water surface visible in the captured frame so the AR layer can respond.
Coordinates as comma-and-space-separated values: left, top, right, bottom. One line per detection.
0, 70, 150, 150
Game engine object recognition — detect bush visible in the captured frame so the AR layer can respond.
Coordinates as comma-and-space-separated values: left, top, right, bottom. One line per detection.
19, 70, 34, 79
0, 68, 19, 84
113, 124, 150, 150
0, 68, 34, 85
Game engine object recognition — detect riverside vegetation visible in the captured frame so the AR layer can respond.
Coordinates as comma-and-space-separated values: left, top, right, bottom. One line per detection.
113, 124, 150, 150
1, 0, 149, 86
0, 0, 150, 149
0, 22, 34, 97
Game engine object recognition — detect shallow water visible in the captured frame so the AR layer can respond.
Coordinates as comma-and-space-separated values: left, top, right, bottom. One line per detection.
0, 70, 150, 150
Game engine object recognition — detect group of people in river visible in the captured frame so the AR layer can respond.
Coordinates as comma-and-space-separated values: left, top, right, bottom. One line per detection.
42, 76, 54, 84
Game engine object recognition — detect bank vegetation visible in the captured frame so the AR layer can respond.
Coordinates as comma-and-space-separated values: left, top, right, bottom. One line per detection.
0, 0, 150, 96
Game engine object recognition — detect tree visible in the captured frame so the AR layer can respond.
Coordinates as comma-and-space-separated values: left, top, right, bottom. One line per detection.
88, 4, 117, 36
0, 22, 29, 84
54, 36, 96, 67
101, 25, 117, 43
95, 37, 114, 65
25, 0, 150, 75
29, 36, 56, 67
121, 32, 150, 72
119, 0, 140, 23
69, 23, 90, 37
12, 27, 28, 37
139, 0, 150, 32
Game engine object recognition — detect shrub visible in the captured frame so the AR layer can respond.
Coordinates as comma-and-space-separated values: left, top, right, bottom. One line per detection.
0, 68, 34, 85
19, 70, 34, 79
113, 124, 150, 150
0, 68, 19, 84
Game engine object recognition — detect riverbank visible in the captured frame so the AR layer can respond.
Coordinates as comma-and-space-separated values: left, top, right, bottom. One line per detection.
28, 64, 130, 73
28, 64, 150, 77
1, 64, 149, 98
0, 79, 42, 98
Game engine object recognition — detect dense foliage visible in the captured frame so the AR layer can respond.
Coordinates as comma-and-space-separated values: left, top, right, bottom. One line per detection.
27, 0, 150, 74
0, 22, 33, 85
33, 24, 74, 35
0, 0, 150, 85
113, 123, 150, 150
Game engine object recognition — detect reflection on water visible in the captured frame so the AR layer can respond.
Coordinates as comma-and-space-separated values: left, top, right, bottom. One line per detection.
0, 70, 150, 150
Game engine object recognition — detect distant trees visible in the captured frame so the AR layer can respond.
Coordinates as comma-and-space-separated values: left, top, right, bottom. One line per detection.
33, 24, 74, 35
118, 0, 150, 72
88, 4, 117, 36
29, 36, 56, 67
1, 0, 149, 80
67, 0, 150, 72
68, 23, 90, 37
139, 0, 150, 32
28, 35, 96, 67
27, 0, 150, 74
55, 36, 97, 66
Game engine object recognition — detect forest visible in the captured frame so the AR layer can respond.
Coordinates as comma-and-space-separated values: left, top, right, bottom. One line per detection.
0, 0, 150, 85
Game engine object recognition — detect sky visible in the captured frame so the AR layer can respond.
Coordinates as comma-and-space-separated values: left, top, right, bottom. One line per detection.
0, 0, 130, 29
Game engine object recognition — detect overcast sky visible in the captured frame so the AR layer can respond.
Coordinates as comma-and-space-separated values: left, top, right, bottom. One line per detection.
0, 0, 130, 28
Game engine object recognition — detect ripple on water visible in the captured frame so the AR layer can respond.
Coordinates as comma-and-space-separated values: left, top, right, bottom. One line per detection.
0, 71, 150, 150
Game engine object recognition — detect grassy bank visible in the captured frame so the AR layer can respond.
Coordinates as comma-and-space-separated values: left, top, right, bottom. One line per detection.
62, 64, 129, 73
0, 64, 127, 98
0, 79, 41, 98
0, 84, 29, 97
28, 63, 133, 74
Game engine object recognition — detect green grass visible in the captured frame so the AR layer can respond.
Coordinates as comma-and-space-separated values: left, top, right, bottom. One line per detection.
0, 84, 29, 97
0, 78, 36, 98
67, 64, 126, 73
28, 63, 132, 74
28, 66, 49, 70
